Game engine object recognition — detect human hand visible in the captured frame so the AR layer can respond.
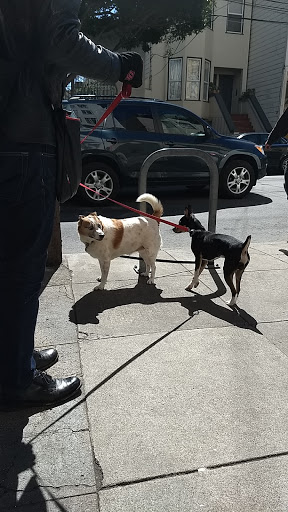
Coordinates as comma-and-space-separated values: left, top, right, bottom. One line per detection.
118, 52, 143, 88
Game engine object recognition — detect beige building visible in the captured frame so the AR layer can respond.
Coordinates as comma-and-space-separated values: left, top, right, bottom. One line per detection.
132, 0, 254, 134
77, 0, 283, 134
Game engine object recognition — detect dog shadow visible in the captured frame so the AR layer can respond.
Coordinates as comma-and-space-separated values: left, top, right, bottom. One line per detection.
69, 269, 259, 333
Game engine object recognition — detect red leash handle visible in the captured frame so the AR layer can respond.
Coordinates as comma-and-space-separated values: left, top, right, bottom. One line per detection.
80, 77, 132, 144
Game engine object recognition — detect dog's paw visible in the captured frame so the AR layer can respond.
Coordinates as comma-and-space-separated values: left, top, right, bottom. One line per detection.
140, 271, 149, 277
94, 283, 105, 291
147, 278, 155, 285
193, 281, 200, 288
227, 297, 237, 306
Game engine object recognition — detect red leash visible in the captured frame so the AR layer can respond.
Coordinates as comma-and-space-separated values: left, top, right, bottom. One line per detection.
80, 82, 132, 144
78, 74, 189, 233
79, 182, 189, 232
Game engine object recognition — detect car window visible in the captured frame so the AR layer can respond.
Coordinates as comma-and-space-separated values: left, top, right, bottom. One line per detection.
66, 102, 112, 128
158, 108, 205, 136
113, 105, 155, 132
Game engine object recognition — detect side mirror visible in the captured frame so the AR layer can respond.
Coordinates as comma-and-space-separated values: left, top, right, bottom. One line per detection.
205, 125, 213, 138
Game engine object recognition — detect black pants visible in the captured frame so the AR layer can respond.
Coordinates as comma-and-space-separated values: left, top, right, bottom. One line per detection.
0, 145, 56, 391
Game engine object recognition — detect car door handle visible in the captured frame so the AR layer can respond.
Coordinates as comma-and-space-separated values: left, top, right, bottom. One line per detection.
164, 141, 175, 147
106, 137, 117, 144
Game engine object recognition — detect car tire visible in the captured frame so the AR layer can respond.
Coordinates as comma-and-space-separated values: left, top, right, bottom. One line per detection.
219, 160, 255, 199
77, 161, 120, 206
280, 156, 288, 175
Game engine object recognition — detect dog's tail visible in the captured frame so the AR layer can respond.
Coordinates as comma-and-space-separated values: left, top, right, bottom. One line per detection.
136, 193, 163, 218
240, 235, 251, 267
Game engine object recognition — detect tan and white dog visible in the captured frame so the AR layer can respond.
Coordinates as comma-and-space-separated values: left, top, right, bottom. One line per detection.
78, 193, 163, 290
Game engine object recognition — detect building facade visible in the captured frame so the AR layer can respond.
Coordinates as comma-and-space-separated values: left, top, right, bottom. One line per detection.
247, 0, 288, 126
139, 0, 252, 128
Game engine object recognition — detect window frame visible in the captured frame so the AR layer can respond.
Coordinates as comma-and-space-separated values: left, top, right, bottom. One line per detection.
144, 49, 152, 90
185, 57, 202, 101
203, 59, 211, 102
226, 0, 245, 34
167, 57, 183, 101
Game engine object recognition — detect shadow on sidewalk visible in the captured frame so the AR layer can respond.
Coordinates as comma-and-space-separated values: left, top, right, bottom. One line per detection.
0, 409, 71, 511
69, 269, 260, 333
0, 411, 47, 511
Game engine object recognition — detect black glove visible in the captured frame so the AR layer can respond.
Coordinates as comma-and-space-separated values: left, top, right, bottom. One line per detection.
117, 52, 143, 88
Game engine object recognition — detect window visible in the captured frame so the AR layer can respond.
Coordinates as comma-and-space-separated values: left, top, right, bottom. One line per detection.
168, 58, 183, 101
158, 108, 205, 137
85, 117, 97, 125
67, 103, 109, 127
227, 0, 244, 33
144, 50, 152, 90
113, 105, 155, 132
186, 58, 201, 101
203, 60, 211, 101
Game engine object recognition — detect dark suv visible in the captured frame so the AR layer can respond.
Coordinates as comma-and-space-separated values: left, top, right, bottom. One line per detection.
64, 97, 267, 205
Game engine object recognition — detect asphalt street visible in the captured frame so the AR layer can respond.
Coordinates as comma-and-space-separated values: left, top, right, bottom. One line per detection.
60, 175, 287, 254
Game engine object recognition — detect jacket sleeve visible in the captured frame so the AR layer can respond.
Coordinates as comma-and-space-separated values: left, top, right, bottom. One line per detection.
266, 107, 288, 145
46, 0, 121, 83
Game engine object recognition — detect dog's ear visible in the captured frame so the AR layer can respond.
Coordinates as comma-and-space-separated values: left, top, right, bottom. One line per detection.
184, 205, 192, 217
78, 215, 84, 224
90, 211, 98, 218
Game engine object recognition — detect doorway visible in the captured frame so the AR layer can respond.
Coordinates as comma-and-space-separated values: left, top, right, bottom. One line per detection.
218, 75, 234, 112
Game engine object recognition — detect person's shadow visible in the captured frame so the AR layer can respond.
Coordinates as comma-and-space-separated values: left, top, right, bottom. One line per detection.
69, 268, 260, 333
0, 408, 69, 511
0, 410, 48, 511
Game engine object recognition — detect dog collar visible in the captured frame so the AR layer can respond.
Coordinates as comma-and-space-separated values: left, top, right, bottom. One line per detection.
85, 241, 94, 250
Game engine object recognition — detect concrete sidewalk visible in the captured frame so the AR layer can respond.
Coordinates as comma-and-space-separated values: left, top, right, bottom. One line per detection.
1, 240, 288, 511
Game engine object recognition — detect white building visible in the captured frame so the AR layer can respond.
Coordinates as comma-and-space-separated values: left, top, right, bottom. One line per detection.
138, 0, 253, 133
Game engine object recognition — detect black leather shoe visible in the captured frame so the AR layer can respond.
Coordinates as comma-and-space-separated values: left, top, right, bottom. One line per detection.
0, 370, 81, 409
33, 348, 59, 371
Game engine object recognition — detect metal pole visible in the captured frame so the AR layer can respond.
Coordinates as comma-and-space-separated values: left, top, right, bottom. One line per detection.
137, 148, 219, 273
138, 148, 219, 232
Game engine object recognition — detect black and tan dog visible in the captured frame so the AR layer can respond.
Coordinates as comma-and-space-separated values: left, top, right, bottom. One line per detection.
173, 206, 251, 306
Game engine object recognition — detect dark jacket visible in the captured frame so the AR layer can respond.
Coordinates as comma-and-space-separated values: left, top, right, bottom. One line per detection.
266, 107, 288, 146
0, 0, 120, 145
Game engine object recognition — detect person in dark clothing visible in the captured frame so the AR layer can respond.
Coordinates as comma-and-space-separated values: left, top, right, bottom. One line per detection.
265, 107, 288, 196
0, 0, 143, 408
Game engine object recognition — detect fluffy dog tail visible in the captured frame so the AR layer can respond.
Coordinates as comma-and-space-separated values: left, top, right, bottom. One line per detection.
136, 193, 163, 218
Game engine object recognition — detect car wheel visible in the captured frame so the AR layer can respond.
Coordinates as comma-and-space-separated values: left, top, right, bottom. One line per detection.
219, 160, 255, 199
77, 161, 120, 205
280, 156, 288, 174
